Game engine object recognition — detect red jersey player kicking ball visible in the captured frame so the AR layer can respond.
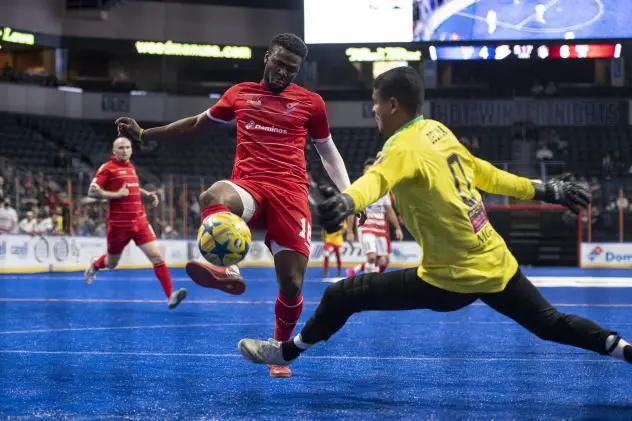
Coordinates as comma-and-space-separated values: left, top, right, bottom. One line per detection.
115, 34, 352, 378
84, 137, 188, 310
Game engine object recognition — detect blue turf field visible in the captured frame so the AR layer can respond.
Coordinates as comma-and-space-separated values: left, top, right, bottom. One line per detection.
427, 0, 631, 41
1, 267, 631, 420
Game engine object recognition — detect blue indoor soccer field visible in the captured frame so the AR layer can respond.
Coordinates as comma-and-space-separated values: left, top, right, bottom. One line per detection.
0, 267, 630, 420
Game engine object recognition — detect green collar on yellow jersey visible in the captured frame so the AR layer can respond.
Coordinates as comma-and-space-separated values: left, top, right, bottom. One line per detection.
377, 115, 424, 158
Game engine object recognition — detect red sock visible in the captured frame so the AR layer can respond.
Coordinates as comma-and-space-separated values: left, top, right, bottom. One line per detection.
335, 250, 342, 273
153, 262, 173, 298
93, 254, 106, 270
201, 204, 231, 222
379, 264, 387, 273
323, 256, 329, 273
274, 292, 303, 341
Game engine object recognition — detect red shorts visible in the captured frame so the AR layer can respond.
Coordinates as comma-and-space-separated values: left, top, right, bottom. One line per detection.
107, 219, 156, 255
230, 179, 311, 258
323, 243, 341, 254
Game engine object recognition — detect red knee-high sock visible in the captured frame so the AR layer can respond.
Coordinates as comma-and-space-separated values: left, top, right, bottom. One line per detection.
323, 255, 329, 273
274, 292, 303, 342
93, 254, 106, 270
201, 204, 231, 222
153, 262, 173, 298
335, 250, 342, 273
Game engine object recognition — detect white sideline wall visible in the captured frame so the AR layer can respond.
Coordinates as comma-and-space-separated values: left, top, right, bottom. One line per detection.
0, 234, 422, 273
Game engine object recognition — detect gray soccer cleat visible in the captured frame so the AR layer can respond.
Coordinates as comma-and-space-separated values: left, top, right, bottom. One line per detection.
168, 288, 188, 310
84, 264, 98, 285
238, 338, 291, 366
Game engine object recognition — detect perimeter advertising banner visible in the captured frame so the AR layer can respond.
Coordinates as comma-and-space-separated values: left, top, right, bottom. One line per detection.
0, 236, 422, 273
0, 235, 188, 273
580, 243, 632, 268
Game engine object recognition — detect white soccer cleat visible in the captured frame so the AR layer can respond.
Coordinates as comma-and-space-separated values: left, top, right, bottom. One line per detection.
168, 288, 188, 310
84, 264, 97, 285
238, 338, 291, 366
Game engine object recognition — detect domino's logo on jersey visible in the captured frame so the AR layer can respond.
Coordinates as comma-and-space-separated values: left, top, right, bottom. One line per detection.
244, 120, 288, 135
588, 246, 604, 261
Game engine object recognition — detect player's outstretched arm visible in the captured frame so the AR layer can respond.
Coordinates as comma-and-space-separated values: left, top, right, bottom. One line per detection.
473, 156, 535, 200
115, 111, 217, 144
473, 157, 590, 214
88, 183, 129, 200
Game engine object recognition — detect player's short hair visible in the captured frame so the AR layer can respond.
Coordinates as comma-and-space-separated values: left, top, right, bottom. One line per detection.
373, 66, 424, 115
364, 158, 376, 167
270, 33, 308, 60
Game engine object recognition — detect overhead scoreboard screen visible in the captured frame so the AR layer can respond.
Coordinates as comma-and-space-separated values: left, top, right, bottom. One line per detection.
304, 0, 632, 44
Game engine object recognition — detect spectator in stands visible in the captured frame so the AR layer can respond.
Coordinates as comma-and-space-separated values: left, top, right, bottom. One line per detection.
544, 81, 557, 96
603, 153, 613, 177
535, 142, 553, 161
589, 177, 602, 205
53, 207, 64, 235
94, 220, 107, 237
162, 225, 176, 238
36, 209, 54, 235
471, 136, 480, 151
459, 136, 471, 150
531, 80, 544, 96
20, 174, 38, 210
1, 63, 13, 80
607, 194, 631, 213
613, 151, 626, 176
19, 211, 37, 235
578, 176, 589, 190
0, 198, 18, 234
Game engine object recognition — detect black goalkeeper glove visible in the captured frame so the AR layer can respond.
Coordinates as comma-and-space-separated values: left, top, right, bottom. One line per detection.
533, 173, 591, 215
317, 186, 356, 233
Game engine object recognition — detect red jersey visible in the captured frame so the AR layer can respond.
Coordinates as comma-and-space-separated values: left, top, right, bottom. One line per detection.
93, 158, 146, 227
207, 82, 331, 187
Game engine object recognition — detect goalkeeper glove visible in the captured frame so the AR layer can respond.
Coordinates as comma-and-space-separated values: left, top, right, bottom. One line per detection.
533, 173, 591, 215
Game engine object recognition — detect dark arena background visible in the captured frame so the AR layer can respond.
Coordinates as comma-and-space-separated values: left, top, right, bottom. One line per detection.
1, 0, 632, 419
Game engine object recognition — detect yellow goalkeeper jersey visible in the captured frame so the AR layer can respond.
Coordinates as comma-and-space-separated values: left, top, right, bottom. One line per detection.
345, 116, 535, 293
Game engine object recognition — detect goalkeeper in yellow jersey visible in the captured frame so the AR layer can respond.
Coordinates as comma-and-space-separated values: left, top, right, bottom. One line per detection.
238, 66, 632, 367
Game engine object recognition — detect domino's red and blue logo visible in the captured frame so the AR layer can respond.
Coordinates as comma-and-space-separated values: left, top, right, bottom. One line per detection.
587, 246, 604, 261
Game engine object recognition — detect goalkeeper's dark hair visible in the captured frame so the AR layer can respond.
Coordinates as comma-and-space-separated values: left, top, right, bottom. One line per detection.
373, 66, 424, 115
270, 33, 309, 60
364, 158, 376, 167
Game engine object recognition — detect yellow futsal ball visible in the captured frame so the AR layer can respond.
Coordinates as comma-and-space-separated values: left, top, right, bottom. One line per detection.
197, 212, 252, 267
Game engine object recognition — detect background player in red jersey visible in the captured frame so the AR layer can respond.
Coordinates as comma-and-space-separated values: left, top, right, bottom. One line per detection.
84, 137, 188, 310
115, 34, 352, 378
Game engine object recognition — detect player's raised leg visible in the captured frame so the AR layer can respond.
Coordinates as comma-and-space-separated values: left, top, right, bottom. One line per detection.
138, 240, 187, 310
186, 180, 248, 294
481, 270, 632, 362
